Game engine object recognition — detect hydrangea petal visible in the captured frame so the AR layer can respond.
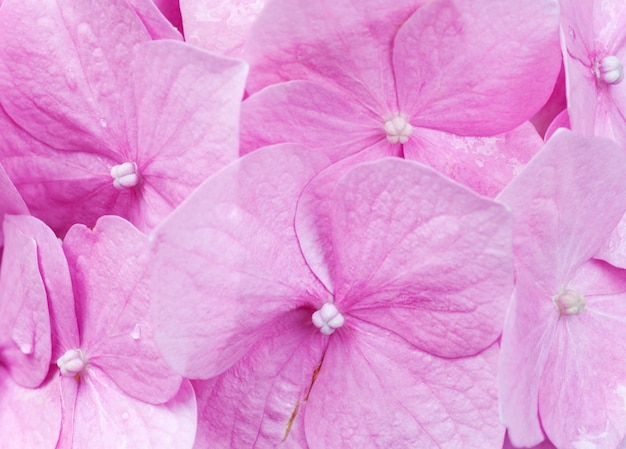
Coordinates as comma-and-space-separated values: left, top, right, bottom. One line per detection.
126, 0, 183, 40
0, 368, 62, 448
305, 323, 503, 449
123, 39, 248, 230
244, 0, 423, 106
150, 145, 331, 379
63, 216, 182, 404
309, 158, 513, 357
181, 0, 264, 56
403, 121, 542, 197
191, 309, 325, 448
393, 0, 561, 135
69, 369, 196, 448
0, 161, 28, 246
240, 80, 385, 160
0, 216, 51, 388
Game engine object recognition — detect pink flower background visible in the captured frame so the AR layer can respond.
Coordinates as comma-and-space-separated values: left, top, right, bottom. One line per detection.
0, 0, 625, 448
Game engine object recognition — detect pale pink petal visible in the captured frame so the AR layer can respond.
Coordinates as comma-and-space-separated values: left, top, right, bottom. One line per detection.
0, 0, 151, 153
497, 129, 626, 289
150, 145, 331, 379
127, 0, 184, 39
181, 0, 265, 56
295, 142, 395, 293
0, 368, 62, 449
305, 323, 504, 449
308, 158, 513, 357
192, 309, 325, 448
240, 81, 385, 161
394, 0, 561, 135
0, 161, 28, 246
403, 121, 543, 197
597, 212, 626, 269
0, 216, 51, 388
125, 40, 247, 231
68, 369, 196, 448
62, 216, 182, 404
3, 215, 78, 363
244, 0, 423, 108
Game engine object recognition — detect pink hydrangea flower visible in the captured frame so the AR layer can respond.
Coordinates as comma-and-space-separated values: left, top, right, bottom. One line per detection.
498, 130, 626, 448
0, 0, 247, 235
0, 214, 196, 447
150, 144, 514, 447
239, 0, 558, 196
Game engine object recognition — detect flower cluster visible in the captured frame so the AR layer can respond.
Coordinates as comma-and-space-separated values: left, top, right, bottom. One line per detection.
0, 0, 625, 448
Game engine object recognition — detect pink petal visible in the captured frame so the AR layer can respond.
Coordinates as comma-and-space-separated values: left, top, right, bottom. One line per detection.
126, 39, 248, 231
539, 262, 626, 449
68, 369, 196, 448
393, 0, 561, 135
530, 64, 567, 139
305, 322, 504, 449
181, 0, 265, 56
502, 432, 557, 449
543, 108, 571, 141
244, 0, 423, 106
150, 145, 331, 379
240, 81, 386, 161
306, 158, 513, 358
126, 0, 184, 40
0, 161, 28, 246
0, 216, 51, 388
403, 121, 543, 197
192, 309, 325, 448
0, 368, 62, 448
596, 212, 626, 269
63, 216, 182, 404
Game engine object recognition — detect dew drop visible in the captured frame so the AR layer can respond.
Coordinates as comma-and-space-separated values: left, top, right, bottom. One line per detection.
99, 118, 107, 128
18, 342, 33, 355
130, 323, 141, 340
568, 26, 576, 41
121, 411, 129, 421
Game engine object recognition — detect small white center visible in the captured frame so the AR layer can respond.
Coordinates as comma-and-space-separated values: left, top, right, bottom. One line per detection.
110, 162, 140, 189
57, 348, 88, 378
596, 55, 624, 85
554, 289, 586, 316
312, 303, 345, 335
383, 114, 413, 144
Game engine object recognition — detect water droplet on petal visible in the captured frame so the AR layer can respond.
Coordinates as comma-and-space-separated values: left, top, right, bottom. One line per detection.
130, 323, 141, 340
568, 26, 577, 41
99, 118, 107, 128
18, 342, 33, 355
121, 411, 129, 421
312, 303, 345, 335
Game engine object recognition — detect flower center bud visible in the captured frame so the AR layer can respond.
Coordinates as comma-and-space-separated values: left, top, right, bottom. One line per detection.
312, 303, 345, 335
110, 162, 140, 189
383, 114, 413, 144
596, 55, 624, 85
57, 348, 88, 378
554, 289, 586, 316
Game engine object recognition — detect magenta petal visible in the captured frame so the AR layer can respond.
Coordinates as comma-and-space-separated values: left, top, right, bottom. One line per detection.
403, 121, 543, 197
192, 309, 325, 448
181, 0, 265, 56
394, 0, 561, 135
0, 216, 51, 388
69, 369, 196, 448
150, 145, 331, 379
0, 368, 62, 448
63, 216, 182, 404
305, 323, 503, 449
0, 162, 28, 246
240, 81, 384, 161
312, 158, 513, 357
126, 0, 184, 40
